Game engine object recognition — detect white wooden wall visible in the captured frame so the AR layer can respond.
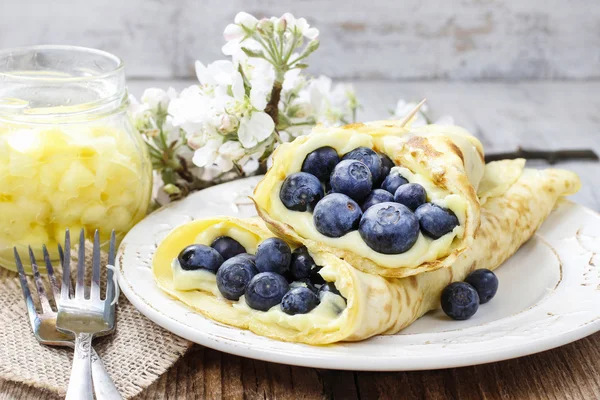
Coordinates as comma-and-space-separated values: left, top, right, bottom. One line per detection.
2, 0, 599, 80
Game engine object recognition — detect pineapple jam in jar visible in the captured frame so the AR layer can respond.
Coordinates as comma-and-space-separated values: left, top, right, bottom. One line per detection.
0, 46, 152, 271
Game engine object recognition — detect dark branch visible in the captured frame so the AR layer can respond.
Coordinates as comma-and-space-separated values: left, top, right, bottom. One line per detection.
485, 147, 599, 164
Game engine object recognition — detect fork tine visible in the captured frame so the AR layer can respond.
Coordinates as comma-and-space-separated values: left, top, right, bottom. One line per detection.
28, 246, 53, 314
14, 248, 39, 331
43, 244, 61, 306
75, 229, 86, 299
62, 229, 71, 301
91, 230, 101, 299
106, 230, 117, 304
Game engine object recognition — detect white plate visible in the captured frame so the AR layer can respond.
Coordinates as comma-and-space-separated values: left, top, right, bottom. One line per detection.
117, 176, 600, 371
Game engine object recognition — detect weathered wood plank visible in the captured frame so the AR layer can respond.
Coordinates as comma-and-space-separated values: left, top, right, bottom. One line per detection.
2, 1, 600, 80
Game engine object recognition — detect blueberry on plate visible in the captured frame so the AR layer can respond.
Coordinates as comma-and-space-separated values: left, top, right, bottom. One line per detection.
318, 282, 342, 298
310, 266, 326, 285
177, 244, 224, 273
361, 189, 394, 212
342, 147, 383, 183
381, 169, 408, 194
280, 172, 324, 212
415, 203, 459, 239
216, 255, 259, 300
281, 287, 320, 315
211, 236, 246, 261
394, 183, 427, 211
255, 238, 292, 275
330, 159, 373, 201
378, 153, 395, 185
359, 202, 420, 254
465, 269, 498, 304
313, 193, 362, 237
290, 278, 318, 294
245, 272, 290, 311
301, 146, 340, 181
441, 282, 479, 320
290, 246, 317, 280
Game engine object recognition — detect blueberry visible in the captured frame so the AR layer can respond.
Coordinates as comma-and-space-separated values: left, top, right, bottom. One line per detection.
236, 253, 256, 265
342, 147, 383, 183
415, 203, 459, 239
211, 236, 246, 261
279, 172, 324, 212
361, 189, 394, 212
289, 246, 316, 280
394, 183, 427, 211
290, 279, 318, 294
381, 170, 408, 194
313, 193, 362, 237
301, 146, 340, 181
177, 244, 224, 273
465, 269, 499, 304
216, 255, 259, 300
318, 282, 341, 297
245, 272, 289, 311
255, 238, 292, 274
359, 202, 419, 254
441, 282, 479, 320
330, 160, 373, 201
378, 153, 395, 185
280, 287, 320, 315
310, 266, 326, 285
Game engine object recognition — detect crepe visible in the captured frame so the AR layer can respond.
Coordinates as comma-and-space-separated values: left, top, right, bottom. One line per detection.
153, 160, 580, 344
253, 121, 486, 278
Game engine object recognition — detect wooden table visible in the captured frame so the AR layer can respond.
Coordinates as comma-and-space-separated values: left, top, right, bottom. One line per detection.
2, 81, 599, 399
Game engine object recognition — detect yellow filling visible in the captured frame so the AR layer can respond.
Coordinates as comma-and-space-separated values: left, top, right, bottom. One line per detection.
170, 227, 347, 332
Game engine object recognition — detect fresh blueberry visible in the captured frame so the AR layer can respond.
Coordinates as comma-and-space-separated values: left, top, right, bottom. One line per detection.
310, 266, 326, 285
394, 183, 427, 211
342, 147, 383, 183
381, 170, 408, 194
465, 269, 499, 304
359, 202, 420, 254
313, 193, 362, 237
245, 272, 289, 311
289, 246, 317, 280
378, 153, 395, 185
330, 160, 373, 201
441, 282, 479, 320
280, 287, 320, 315
177, 244, 224, 273
301, 146, 340, 181
236, 253, 256, 265
361, 189, 394, 212
211, 236, 246, 261
255, 238, 292, 275
290, 278, 318, 294
279, 172, 324, 212
415, 203, 459, 239
216, 255, 259, 300
318, 282, 342, 298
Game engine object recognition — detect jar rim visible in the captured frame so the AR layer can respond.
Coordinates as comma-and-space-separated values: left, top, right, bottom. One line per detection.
0, 45, 124, 82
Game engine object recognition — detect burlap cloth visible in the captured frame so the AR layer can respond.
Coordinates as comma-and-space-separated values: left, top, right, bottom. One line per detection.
0, 243, 192, 398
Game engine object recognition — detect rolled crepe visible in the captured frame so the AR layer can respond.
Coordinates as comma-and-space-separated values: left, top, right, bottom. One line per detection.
153, 161, 580, 344
254, 121, 485, 278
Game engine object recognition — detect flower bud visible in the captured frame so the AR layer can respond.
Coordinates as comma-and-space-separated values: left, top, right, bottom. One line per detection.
163, 184, 181, 195
187, 136, 204, 150
275, 17, 287, 33
257, 19, 274, 36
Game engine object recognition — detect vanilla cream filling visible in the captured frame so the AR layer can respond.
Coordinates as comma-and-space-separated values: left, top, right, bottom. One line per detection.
170, 224, 348, 333
265, 130, 469, 268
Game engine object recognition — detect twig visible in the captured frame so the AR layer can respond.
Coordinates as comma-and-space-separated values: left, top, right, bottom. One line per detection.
485, 147, 599, 164
399, 98, 427, 127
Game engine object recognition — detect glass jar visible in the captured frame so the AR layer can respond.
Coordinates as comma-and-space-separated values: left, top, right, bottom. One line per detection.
0, 45, 152, 271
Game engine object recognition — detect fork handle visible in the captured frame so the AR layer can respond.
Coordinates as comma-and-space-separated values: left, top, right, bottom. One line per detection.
66, 333, 94, 400
91, 348, 123, 399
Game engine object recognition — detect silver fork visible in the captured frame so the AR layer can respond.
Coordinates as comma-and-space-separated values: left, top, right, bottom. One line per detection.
14, 230, 121, 400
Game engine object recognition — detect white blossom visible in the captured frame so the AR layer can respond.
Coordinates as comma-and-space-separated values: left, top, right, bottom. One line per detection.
238, 112, 275, 148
